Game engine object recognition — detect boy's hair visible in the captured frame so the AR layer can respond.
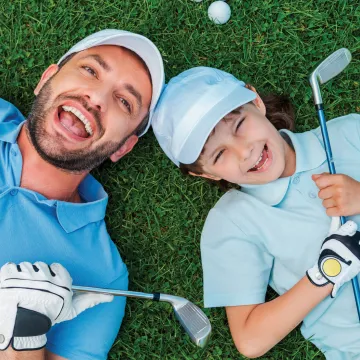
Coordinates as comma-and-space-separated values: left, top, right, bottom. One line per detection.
179, 91, 295, 190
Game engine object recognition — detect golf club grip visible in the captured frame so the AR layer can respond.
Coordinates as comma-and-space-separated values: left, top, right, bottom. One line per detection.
317, 107, 360, 320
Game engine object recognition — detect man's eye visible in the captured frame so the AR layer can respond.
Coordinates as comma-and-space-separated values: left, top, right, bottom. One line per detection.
214, 149, 224, 164
82, 66, 97, 77
119, 98, 131, 113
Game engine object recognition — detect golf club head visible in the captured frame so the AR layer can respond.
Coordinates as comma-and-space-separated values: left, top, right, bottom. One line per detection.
161, 294, 211, 348
309, 48, 351, 105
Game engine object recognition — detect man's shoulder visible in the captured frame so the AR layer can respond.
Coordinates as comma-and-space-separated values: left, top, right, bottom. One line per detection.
0, 98, 25, 125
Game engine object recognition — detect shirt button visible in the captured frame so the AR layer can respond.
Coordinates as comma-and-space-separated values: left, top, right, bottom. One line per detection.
0, 334, 5, 343
11, 149, 17, 156
10, 189, 18, 196
309, 191, 317, 199
293, 176, 300, 184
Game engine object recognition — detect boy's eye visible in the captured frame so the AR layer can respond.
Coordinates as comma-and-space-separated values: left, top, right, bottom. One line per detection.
235, 118, 245, 132
82, 66, 97, 77
214, 149, 224, 164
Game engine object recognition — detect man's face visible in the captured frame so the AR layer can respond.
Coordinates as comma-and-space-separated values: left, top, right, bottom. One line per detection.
27, 45, 152, 172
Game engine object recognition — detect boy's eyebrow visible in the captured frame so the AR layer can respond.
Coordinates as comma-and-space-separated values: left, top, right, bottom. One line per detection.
83, 54, 111, 72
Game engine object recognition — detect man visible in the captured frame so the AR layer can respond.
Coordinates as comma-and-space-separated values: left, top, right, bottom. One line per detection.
0, 29, 164, 359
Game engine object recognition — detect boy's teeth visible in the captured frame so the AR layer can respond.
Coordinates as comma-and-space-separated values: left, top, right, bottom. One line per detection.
254, 153, 263, 167
62, 106, 93, 136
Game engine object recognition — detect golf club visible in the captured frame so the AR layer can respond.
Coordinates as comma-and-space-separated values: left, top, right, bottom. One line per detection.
73, 285, 211, 348
309, 48, 360, 320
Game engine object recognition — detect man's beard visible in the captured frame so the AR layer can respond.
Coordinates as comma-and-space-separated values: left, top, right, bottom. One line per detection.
26, 76, 126, 173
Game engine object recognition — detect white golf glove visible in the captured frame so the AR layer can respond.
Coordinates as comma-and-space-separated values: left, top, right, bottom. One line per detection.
0, 261, 113, 351
307, 217, 360, 297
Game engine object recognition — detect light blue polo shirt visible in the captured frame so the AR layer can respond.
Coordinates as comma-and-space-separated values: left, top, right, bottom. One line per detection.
0, 98, 128, 360
201, 113, 360, 359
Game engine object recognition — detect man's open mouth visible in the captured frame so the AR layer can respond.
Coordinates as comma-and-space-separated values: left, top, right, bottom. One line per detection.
248, 144, 269, 172
58, 105, 94, 138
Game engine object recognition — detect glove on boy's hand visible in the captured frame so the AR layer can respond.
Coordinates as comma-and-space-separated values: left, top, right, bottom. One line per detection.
307, 218, 360, 297
0, 262, 113, 351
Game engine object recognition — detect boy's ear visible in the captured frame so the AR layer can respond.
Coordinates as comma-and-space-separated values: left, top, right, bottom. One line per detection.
34, 64, 59, 95
188, 171, 221, 181
110, 135, 138, 163
245, 84, 266, 115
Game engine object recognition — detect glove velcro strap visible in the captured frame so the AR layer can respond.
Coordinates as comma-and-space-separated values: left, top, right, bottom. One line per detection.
13, 308, 51, 337
319, 248, 351, 284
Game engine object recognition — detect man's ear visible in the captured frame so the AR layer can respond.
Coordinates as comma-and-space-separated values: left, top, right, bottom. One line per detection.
34, 64, 59, 95
245, 84, 266, 115
109, 135, 139, 163
188, 171, 221, 181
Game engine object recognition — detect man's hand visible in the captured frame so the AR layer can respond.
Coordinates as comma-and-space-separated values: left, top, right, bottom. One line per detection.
312, 173, 360, 216
307, 218, 360, 297
0, 262, 113, 352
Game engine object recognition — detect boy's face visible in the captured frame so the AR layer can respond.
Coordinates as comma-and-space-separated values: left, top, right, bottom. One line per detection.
27, 45, 152, 172
198, 102, 295, 185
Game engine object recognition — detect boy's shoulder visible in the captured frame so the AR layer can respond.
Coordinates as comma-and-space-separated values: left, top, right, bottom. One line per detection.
311, 113, 360, 144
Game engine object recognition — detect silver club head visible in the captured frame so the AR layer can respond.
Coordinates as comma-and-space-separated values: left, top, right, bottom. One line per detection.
309, 48, 351, 105
160, 294, 211, 348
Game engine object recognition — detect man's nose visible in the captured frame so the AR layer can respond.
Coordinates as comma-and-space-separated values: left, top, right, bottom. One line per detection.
84, 88, 108, 113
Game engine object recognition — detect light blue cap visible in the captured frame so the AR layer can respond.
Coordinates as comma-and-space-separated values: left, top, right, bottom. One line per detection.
152, 67, 257, 166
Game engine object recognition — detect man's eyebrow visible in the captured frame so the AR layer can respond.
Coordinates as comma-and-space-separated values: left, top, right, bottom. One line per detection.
124, 83, 143, 109
84, 54, 112, 72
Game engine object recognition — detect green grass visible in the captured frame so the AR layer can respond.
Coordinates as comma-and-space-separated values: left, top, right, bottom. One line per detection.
1, 0, 360, 358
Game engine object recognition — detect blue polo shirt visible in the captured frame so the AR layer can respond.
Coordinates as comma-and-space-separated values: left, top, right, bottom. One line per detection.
201, 114, 360, 359
0, 98, 128, 360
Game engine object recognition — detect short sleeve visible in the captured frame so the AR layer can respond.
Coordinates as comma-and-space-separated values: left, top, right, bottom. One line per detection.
201, 208, 274, 308
0, 99, 25, 124
46, 272, 128, 360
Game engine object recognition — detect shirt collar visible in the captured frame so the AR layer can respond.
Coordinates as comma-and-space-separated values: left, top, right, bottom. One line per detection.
56, 175, 108, 233
240, 129, 326, 206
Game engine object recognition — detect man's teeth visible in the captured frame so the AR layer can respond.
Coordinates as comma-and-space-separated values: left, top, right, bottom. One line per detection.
62, 106, 93, 136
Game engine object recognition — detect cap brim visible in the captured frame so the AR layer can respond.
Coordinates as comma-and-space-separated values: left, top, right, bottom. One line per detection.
178, 85, 257, 164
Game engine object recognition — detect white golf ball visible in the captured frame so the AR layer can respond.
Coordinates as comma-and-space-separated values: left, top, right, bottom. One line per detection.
208, 1, 231, 25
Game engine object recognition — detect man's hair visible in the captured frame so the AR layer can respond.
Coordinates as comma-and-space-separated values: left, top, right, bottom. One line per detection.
57, 47, 151, 138
179, 91, 295, 190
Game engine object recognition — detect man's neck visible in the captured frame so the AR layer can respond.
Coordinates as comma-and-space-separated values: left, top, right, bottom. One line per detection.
17, 125, 86, 203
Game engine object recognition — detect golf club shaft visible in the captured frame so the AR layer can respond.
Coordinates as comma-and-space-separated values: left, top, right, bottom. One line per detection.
316, 104, 360, 320
73, 285, 158, 300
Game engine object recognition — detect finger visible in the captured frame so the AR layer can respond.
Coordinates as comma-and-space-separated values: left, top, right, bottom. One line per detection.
318, 186, 336, 200
0, 262, 19, 282
323, 198, 337, 209
335, 220, 358, 236
312, 173, 336, 189
50, 263, 73, 288
326, 207, 342, 217
328, 216, 341, 233
72, 293, 114, 316
34, 261, 54, 279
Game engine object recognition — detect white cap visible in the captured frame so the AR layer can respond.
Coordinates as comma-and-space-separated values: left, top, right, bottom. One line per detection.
57, 29, 165, 136
152, 67, 257, 166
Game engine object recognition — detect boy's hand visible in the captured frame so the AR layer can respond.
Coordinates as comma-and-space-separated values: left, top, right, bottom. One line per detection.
312, 173, 360, 217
